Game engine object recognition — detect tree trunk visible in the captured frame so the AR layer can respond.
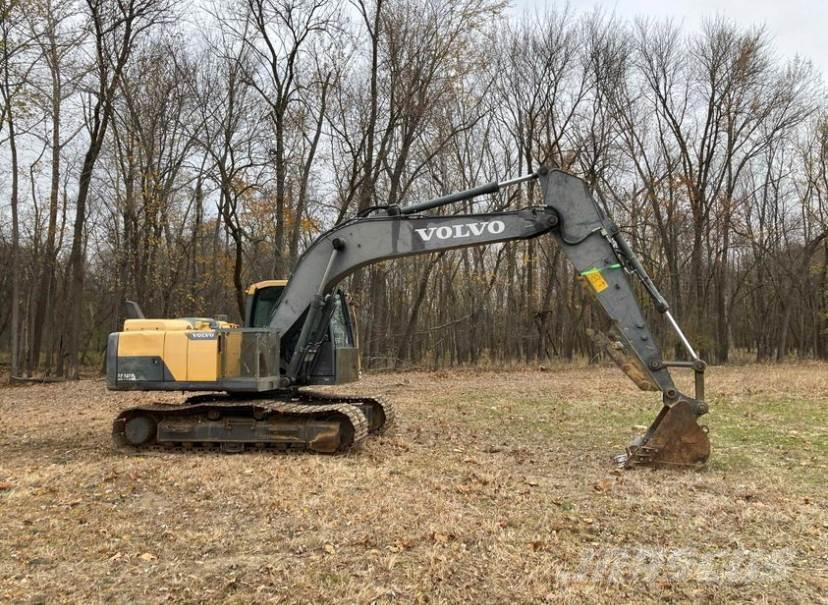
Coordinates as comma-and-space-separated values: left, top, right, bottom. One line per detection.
66, 144, 101, 378
273, 117, 287, 278
29, 64, 62, 375
7, 97, 20, 380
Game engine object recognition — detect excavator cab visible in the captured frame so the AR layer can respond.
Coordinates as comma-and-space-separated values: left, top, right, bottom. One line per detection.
245, 279, 360, 385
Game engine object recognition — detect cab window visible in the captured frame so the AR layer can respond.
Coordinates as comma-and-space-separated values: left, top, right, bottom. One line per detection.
250, 285, 284, 328
330, 294, 353, 346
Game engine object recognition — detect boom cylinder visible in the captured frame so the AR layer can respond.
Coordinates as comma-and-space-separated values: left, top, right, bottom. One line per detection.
399, 172, 539, 215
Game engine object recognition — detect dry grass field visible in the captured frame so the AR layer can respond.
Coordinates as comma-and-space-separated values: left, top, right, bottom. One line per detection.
0, 363, 826, 604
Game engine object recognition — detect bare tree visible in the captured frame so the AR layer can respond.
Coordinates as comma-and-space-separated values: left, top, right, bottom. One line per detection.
64, 0, 172, 378
22, 0, 86, 376
191, 25, 267, 317
241, 0, 337, 278
0, 0, 38, 379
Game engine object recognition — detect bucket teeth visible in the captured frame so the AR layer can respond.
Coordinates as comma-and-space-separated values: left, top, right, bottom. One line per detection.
617, 399, 710, 468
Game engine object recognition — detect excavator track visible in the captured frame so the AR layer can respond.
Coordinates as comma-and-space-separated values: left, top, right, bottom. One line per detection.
296, 390, 396, 435
112, 391, 394, 455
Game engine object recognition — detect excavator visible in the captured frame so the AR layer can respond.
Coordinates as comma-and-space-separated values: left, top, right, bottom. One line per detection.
106, 168, 711, 467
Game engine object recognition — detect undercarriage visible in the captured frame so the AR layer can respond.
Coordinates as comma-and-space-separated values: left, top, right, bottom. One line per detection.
112, 390, 395, 454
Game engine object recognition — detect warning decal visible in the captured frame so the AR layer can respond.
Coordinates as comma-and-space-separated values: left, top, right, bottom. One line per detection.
584, 270, 609, 293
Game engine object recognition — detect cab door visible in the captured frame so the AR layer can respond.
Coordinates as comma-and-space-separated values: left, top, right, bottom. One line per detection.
314, 291, 360, 384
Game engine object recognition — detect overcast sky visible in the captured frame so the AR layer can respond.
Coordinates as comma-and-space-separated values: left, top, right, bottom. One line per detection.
510, 0, 828, 76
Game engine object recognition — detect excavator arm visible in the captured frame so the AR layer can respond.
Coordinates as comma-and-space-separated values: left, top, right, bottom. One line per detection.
273, 168, 711, 468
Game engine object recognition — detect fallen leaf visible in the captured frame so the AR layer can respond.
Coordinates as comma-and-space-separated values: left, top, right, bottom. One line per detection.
593, 479, 613, 493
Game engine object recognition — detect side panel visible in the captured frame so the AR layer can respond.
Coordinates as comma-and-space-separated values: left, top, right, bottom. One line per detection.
335, 347, 360, 384
307, 345, 359, 385
116, 331, 165, 382
118, 330, 165, 357
117, 356, 164, 382
222, 331, 242, 377
187, 333, 220, 381
107, 327, 280, 392
164, 332, 189, 381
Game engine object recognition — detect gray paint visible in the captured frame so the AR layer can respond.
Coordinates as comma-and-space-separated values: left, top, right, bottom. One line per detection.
333, 347, 360, 384
116, 355, 165, 382
106, 333, 119, 389
539, 171, 674, 392
110, 378, 282, 392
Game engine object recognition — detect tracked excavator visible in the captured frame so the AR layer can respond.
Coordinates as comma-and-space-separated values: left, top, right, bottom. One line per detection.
107, 168, 711, 467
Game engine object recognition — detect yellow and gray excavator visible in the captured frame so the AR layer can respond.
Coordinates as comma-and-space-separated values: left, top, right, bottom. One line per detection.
107, 168, 711, 467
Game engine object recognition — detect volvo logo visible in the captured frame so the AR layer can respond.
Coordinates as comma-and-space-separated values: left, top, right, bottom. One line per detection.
187, 331, 218, 340
415, 220, 506, 242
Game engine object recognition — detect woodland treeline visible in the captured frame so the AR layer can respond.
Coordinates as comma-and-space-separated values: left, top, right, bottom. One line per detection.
1, 0, 826, 378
